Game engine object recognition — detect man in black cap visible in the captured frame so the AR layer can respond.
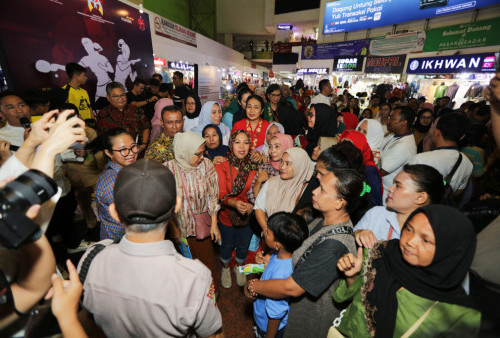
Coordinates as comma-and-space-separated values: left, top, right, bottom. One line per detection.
77, 159, 223, 337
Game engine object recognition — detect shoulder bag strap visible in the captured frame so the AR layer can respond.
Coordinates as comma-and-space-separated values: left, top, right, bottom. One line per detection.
78, 240, 118, 284
294, 183, 308, 208
296, 226, 353, 267
401, 301, 439, 338
444, 152, 463, 188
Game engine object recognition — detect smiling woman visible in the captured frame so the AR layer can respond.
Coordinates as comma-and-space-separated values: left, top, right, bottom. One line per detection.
232, 95, 270, 152
193, 101, 230, 145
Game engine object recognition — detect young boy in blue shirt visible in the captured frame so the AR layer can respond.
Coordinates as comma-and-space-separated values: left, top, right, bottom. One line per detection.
251, 212, 308, 338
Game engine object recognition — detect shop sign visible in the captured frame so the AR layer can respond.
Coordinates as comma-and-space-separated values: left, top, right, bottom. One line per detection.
277, 24, 293, 30
333, 56, 364, 72
168, 61, 195, 71
302, 39, 369, 60
406, 53, 496, 74
323, 0, 498, 34
423, 18, 500, 52
297, 68, 330, 75
154, 15, 197, 47
365, 55, 406, 74
154, 57, 166, 66
274, 41, 315, 54
370, 31, 426, 56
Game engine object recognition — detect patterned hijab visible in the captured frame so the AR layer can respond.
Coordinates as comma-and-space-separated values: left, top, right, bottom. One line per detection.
222, 130, 259, 201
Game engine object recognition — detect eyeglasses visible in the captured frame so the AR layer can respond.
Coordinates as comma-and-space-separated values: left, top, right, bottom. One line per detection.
110, 94, 126, 99
111, 144, 139, 156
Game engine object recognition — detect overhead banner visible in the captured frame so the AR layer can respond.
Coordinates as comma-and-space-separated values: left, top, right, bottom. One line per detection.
407, 53, 496, 74
302, 39, 369, 60
0, 0, 154, 101
365, 55, 406, 74
423, 18, 500, 52
153, 15, 197, 47
323, 0, 499, 34
370, 31, 426, 56
333, 56, 364, 72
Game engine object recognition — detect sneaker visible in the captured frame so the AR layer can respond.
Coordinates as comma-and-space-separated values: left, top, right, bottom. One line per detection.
221, 267, 232, 289
234, 266, 246, 286
67, 240, 95, 254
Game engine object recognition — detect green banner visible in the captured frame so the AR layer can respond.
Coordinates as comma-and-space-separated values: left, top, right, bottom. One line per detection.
423, 18, 500, 52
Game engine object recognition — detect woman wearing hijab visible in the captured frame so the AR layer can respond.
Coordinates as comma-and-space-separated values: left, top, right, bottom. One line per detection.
165, 131, 221, 289
193, 101, 230, 145
357, 118, 385, 169
215, 130, 259, 288
150, 98, 174, 142
304, 103, 337, 157
248, 133, 294, 204
253, 122, 284, 156
413, 108, 434, 153
338, 111, 360, 131
339, 130, 383, 206
202, 124, 229, 165
183, 94, 202, 132
334, 205, 480, 337
255, 147, 314, 230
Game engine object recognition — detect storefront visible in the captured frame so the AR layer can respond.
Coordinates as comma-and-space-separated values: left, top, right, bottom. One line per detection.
295, 67, 331, 90
406, 52, 496, 108
331, 56, 364, 95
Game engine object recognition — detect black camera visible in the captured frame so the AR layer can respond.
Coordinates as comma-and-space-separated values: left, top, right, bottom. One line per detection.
0, 170, 58, 248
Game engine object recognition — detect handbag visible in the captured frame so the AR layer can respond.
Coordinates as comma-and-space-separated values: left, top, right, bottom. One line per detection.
177, 166, 212, 240
227, 163, 251, 227
194, 212, 212, 240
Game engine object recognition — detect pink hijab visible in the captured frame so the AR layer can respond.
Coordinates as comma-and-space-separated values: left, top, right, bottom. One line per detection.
269, 133, 294, 170
151, 98, 174, 142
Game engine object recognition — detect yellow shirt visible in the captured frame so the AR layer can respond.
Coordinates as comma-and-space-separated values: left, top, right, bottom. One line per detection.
62, 85, 93, 120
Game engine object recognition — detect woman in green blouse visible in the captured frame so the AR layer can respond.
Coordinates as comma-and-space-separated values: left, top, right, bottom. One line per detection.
334, 204, 480, 337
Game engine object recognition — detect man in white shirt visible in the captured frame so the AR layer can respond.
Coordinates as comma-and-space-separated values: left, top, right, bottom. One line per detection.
0, 92, 31, 148
380, 106, 417, 201
309, 79, 332, 107
409, 113, 472, 197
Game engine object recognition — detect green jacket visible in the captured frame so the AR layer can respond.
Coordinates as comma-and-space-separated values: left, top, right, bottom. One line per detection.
333, 251, 481, 337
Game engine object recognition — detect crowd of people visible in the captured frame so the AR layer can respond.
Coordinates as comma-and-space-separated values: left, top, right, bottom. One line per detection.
0, 60, 499, 338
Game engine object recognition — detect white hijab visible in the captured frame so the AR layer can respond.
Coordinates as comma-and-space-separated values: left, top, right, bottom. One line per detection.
357, 118, 384, 151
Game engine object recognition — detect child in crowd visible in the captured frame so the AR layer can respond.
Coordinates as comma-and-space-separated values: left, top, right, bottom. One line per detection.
250, 212, 308, 338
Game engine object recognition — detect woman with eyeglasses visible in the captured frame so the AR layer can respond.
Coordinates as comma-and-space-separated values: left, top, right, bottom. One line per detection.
165, 131, 221, 292
95, 128, 139, 241
413, 108, 434, 153
263, 84, 282, 122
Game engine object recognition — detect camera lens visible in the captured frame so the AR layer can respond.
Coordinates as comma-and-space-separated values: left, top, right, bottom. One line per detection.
0, 170, 58, 213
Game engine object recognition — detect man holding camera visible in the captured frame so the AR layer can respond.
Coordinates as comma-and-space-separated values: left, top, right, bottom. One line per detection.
78, 159, 223, 337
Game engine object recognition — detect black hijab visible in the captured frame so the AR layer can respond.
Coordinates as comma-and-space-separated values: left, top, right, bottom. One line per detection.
185, 94, 202, 119
202, 124, 229, 159
414, 108, 434, 133
305, 103, 337, 156
276, 102, 305, 136
363, 205, 477, 337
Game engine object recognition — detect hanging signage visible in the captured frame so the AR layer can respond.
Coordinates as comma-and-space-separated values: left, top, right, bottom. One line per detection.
423, 18, 500, 52
333, 56, 364, 72
406, 53, 496, 74
277, 24, 293, 30
168, 61, 195, 71
154, 57, 166, 66
198, 65, 222, 103
370, 31, 426, 56
301, 39, 369, 60
323, 0, 499, 34
0, 0, 154, 101
365, 55, 406, 74
297, 68, 330, 75
154, 15, 197, 47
